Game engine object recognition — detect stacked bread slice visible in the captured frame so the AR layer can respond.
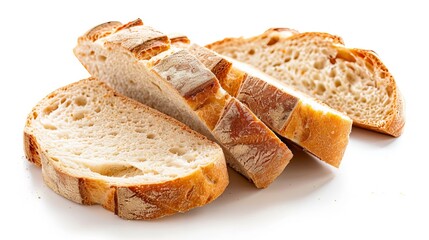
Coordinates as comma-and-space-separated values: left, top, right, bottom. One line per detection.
206, 28, 405, 137
170, 37, 352, 167
74, 19, 292, 189
24, 78, 228, 219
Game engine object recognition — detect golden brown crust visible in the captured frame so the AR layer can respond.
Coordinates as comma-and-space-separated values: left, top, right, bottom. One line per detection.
282, 101, 351, 167
384, 90, 405, 137
194, 93, 230, 131
36, 146, 228, 219
170, 40, 243, 99
212, 98, 292, 188
348, 49, 405, 137
151, 50, 221, 114
236, 75, 351, 167
81, 21, 122, 42
237, 75, 299, 131
265, 28, 299, 34
205, 38, 240, 51
151, 50, 218, 98
79, 19, 144, 43
353, 89, 405, 137
118, 160, 228, 219
290, 32, 344, 45
105, 25, 170, 60
168, 33, 191, 44
171, 42, 237, 98
40, 151, 83, 204
23, 132, 41, 167
115, 18, 143, 32
186, 44, 233, 82
206, 30, 344, 50
23, 78, 228, 220
220, 67, 247, 97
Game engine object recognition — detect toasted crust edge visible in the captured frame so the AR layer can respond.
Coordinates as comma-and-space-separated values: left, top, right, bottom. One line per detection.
213, 98, 293, 188
348, 49, 405, 137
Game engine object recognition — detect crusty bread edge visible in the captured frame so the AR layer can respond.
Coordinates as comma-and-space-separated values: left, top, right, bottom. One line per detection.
205, 29, 344, 52
23, 78, 229, 220
348, 49, 405, 137
282, 101, 351, 167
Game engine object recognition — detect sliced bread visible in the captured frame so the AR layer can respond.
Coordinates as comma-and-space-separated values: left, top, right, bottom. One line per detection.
24, 78, 228, 220
206, 28, 405, 137
170, 36, 352, 167
74, 20, 292, 188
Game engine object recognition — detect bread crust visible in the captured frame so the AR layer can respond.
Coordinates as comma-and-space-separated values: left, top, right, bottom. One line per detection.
24, 78, 228, 220
187, 44, 232, 82
23, 132, 41, 167
80, 21, 123, 42
168, 33, 190, 44
237, 75, 351, 167
206, 29, 404, 137
282, 101, 351, 167
151, 49, 225, 130
237, 75, 299, 131
348, 49, 405, 137
152, 50, 219, 100
36, 148, 228, 219
212, 98, 292, 188
115, 18, 143, 32
105, 25, 170, 60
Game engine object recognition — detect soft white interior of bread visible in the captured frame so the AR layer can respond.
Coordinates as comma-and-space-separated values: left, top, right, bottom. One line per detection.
27, 79, 220, 184
212, 34, 394, 127
75, 41, 215, 141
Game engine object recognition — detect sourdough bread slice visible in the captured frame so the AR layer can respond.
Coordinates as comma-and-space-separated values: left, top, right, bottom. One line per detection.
74, 20, 292, 188
24, 78, 228, 220
170, 37, 352, 167
206, 29, 405, 137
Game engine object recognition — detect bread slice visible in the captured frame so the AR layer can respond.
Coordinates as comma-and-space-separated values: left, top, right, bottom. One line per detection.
24, 78, 228, 220
74, 19, 292, 188
170, 36, 352, 167
206, 28, 405, 137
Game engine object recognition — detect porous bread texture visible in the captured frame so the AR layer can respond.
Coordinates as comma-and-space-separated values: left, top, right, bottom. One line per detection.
206, 29, 404, 137
24, 78, 228, 219
74, 20, 292, 188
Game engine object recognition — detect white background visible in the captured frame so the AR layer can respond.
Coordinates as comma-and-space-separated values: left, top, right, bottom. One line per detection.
1, 0, 427, 239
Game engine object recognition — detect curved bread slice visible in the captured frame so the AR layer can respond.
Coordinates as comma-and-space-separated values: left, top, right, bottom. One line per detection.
170, 38, 351, 167
74, 20, 292, 188
24, 78, 228, 220
206, 29, 405, 137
